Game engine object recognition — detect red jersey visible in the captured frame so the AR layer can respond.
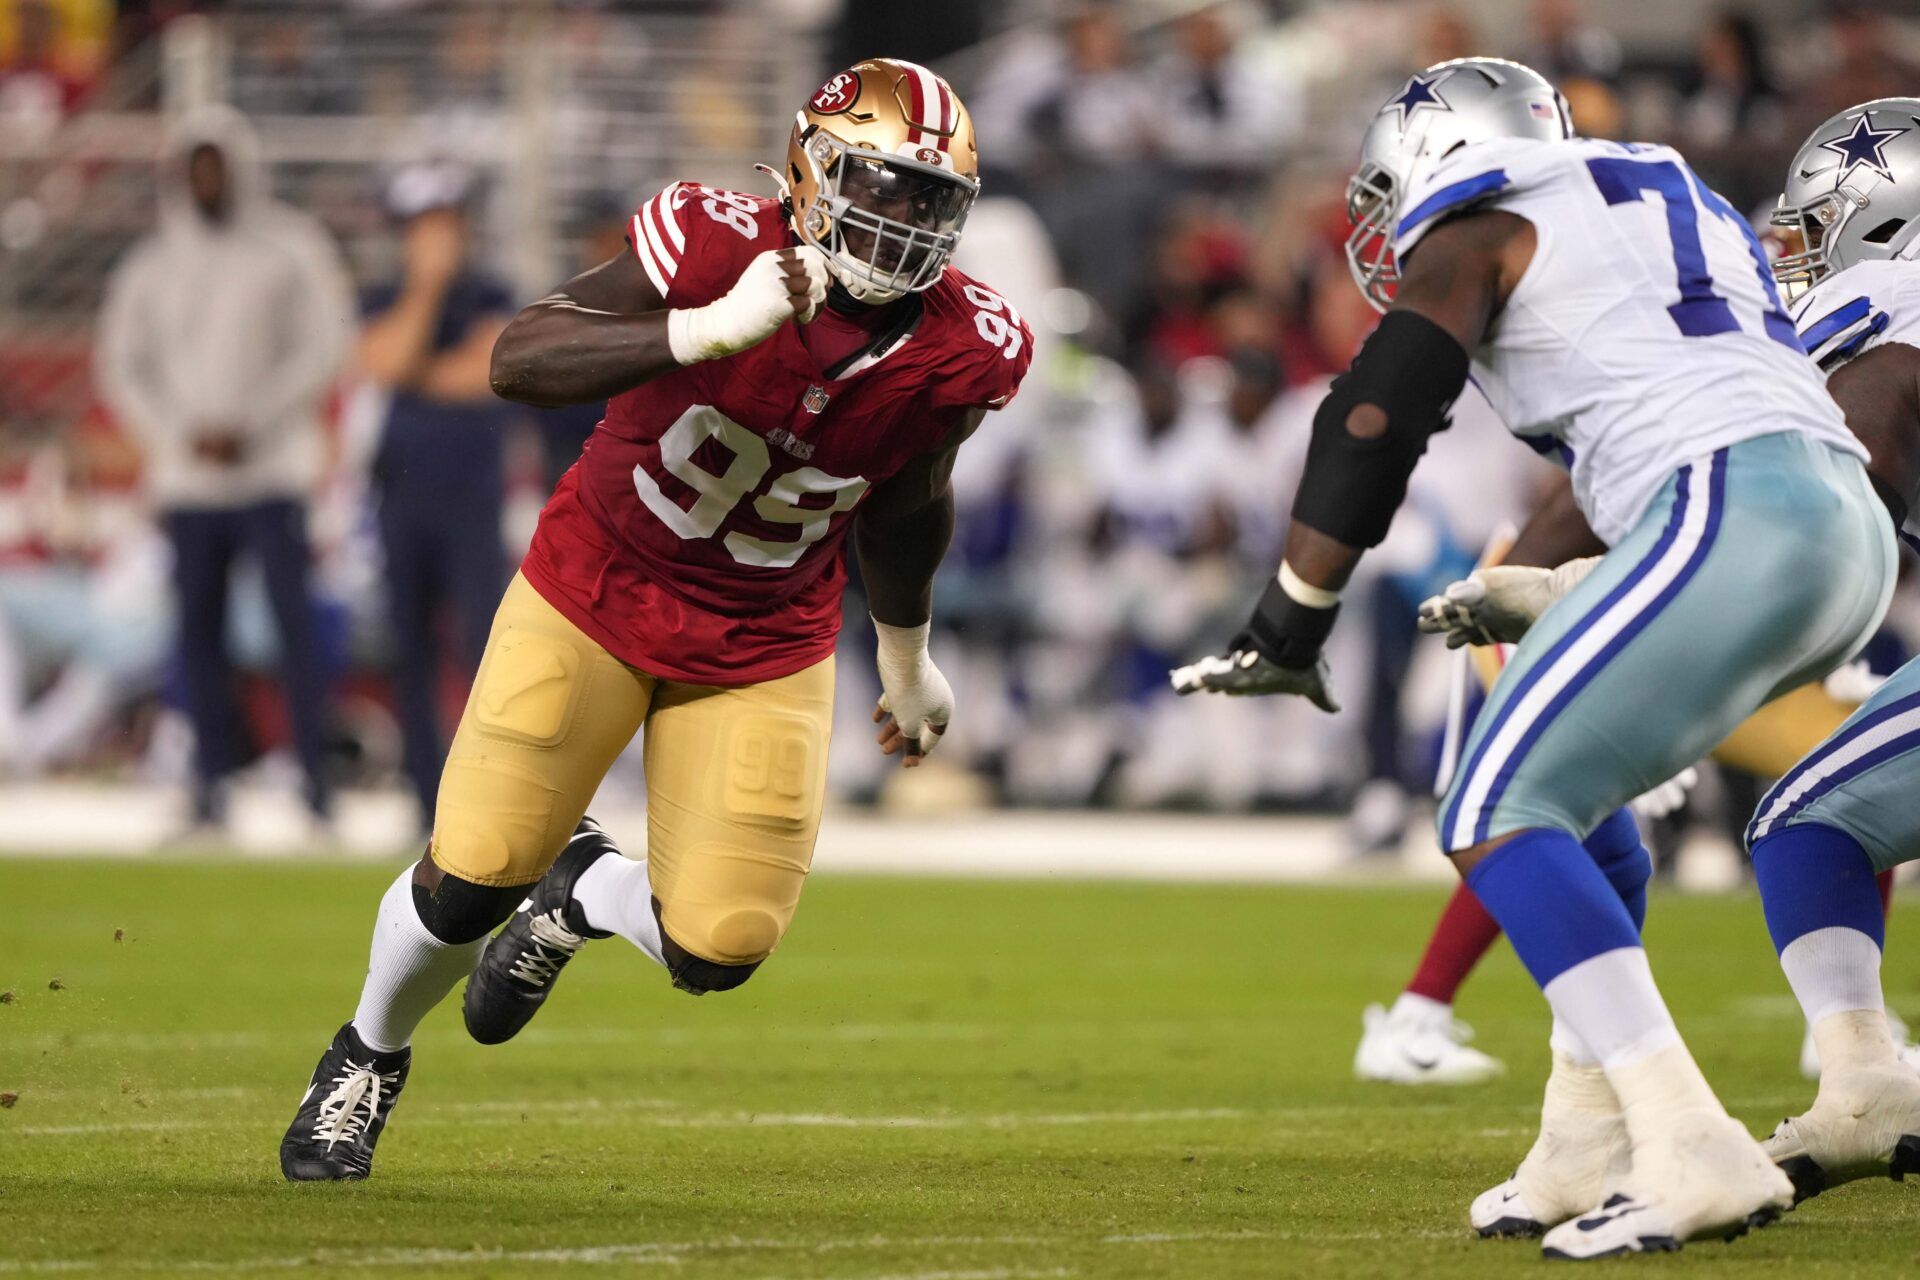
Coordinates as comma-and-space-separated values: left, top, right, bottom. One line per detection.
522, 182, 1033, 685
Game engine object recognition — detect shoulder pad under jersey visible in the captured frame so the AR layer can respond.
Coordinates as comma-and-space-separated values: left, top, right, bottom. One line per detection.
627, 182, 783, 307
922, 271, 1036, 413
1791, 257, 1920, 372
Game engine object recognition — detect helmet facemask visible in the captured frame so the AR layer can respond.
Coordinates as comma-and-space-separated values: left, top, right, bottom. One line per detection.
1339, 58, 1572, 313
795, 128, 978, 304
1770, 190, 1856, 295
1345, 159, 1402, 311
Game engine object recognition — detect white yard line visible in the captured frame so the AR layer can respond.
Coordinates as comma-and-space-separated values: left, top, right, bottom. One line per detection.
8, 1098, 1524, 1139
10, 1106, 1251, 1138
0, 1014, 1374, 1054
0, 782, 1460, 884
0, 1228, 1463, 1274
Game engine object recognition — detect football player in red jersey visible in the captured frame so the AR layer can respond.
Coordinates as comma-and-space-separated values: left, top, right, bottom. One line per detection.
280, 59, 1032, 1181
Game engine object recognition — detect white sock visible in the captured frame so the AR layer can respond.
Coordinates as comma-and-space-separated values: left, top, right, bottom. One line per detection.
572, 853, 667, 969
1780, 926, 1885, 1026
18, 666, 114, 773
351, 867, 486, 1053
1389, 990, 1450, 1026
1549, 1014, 1600, 1066
1541, 946, 1681, 1071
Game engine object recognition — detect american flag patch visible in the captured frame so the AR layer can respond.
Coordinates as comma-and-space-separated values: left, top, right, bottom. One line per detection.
1529, 101, 1555, 119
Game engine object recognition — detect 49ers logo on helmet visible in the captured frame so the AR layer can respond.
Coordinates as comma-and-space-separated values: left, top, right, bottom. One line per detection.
915, 147, 945, 166
810, 72, 860, 115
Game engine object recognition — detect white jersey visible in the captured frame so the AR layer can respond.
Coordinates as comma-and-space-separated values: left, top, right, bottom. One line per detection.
1793, 255, 1920, 531
1792, 256, 1920, 371
1393, 136, 1861, 544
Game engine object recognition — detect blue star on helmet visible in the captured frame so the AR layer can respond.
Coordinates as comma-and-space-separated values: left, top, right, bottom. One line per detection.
1819, 115, 1910, 184
1387, 71, 1453, 126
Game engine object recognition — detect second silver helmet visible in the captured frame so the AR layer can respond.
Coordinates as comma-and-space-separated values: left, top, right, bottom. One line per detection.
1773, 98, 1920, 293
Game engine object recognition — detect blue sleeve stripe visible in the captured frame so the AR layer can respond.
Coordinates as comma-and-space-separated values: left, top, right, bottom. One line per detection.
1396, 170, 1512, 240
1798, 296, 1872, 351
1826, 311, 1892, 364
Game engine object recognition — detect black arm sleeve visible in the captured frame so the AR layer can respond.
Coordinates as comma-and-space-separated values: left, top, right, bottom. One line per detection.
1290, 310, 1472, 549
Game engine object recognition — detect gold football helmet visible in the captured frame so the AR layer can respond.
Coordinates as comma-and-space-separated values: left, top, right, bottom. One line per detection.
781, 59, 980, 302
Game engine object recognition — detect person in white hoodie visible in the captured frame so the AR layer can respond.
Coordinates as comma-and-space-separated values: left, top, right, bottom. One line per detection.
96, 104, 354, 833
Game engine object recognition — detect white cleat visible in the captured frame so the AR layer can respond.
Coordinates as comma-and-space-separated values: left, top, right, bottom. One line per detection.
1472, 1052, 1628, 1239
1799, 1010, 1920, 1079
1472, 1175, 1556, 1240
1540, 1110, 1792, 1260
1354, 997, 1504, 1086
1765, 1061, 1920, 1204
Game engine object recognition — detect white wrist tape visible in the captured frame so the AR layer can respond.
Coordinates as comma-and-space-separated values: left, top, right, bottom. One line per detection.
1279, 561, 1341, 610
872, 617, 932, 680
666, 307, 703, 366
667, 247, 829, 366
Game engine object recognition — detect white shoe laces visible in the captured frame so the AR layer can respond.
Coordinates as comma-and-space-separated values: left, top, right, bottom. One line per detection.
508, 910, 588, 988
311, 1058, 400, 1149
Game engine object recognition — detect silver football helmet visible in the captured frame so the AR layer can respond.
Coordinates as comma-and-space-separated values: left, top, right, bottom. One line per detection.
1345, 58, 1572, 311
1772, 98, 1920, 295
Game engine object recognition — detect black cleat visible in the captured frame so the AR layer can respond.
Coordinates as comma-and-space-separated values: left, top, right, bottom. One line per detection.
462, 816, 615, 1045
279, 1022, 410, 1182
1777, 1131, 1920, 1205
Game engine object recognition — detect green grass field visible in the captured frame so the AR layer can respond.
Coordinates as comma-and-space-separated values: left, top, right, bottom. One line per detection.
5, 856, 1920, 1278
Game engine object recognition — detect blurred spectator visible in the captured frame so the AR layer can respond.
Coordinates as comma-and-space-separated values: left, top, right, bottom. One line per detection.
96, 105, 353, 833
1129, 206, 1253, 368
358, 162, 513, 830
1520, 0, 1621, 85
1413, 3, 1478, 67
1681, 11, 1784, 146
237, 15, 354, 116
1677, 11, 1787, 211
1209, 346, 1291, 566
1151, 4, 1302, 183
531, 202, 628, 493
0, 0, 97, 137
1561, 75, 1624, 140
0, 479, 168, 775
981, 5, 1166, 316
827, 0, 988, 72
1023, 4, 1159, 167
1800, 1, 1920, 123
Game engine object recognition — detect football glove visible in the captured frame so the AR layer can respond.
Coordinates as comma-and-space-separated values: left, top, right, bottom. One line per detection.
872, 618, 952, 766
1629, 767, 1698, 822
1170, 576, 1341, 712
1416, 557, 1601, 649
668, 245, 829, 364
1824, 660, 1886, 706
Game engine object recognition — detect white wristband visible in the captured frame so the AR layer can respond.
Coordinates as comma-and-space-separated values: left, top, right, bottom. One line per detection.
1278, 561, 1341, 610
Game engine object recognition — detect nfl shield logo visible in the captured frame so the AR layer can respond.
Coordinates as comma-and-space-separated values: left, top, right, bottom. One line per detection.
802, 385, 831, 414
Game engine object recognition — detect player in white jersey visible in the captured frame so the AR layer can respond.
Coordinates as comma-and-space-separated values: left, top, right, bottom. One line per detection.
1174, 59, 1894, 1259
1732, 99, 1920, 1210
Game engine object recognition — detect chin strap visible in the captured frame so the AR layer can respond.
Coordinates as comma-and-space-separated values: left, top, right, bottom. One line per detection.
753, 162, 791, 202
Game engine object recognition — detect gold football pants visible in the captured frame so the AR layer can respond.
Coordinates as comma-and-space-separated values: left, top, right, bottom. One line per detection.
430, 572, 834, 967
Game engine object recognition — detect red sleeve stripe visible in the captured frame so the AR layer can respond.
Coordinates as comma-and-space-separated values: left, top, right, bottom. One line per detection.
653, 184, 687, 253
630, 186, 683, 297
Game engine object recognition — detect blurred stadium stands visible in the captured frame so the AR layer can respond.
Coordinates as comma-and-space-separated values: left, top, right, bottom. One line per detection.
1, 0, 1918, 866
